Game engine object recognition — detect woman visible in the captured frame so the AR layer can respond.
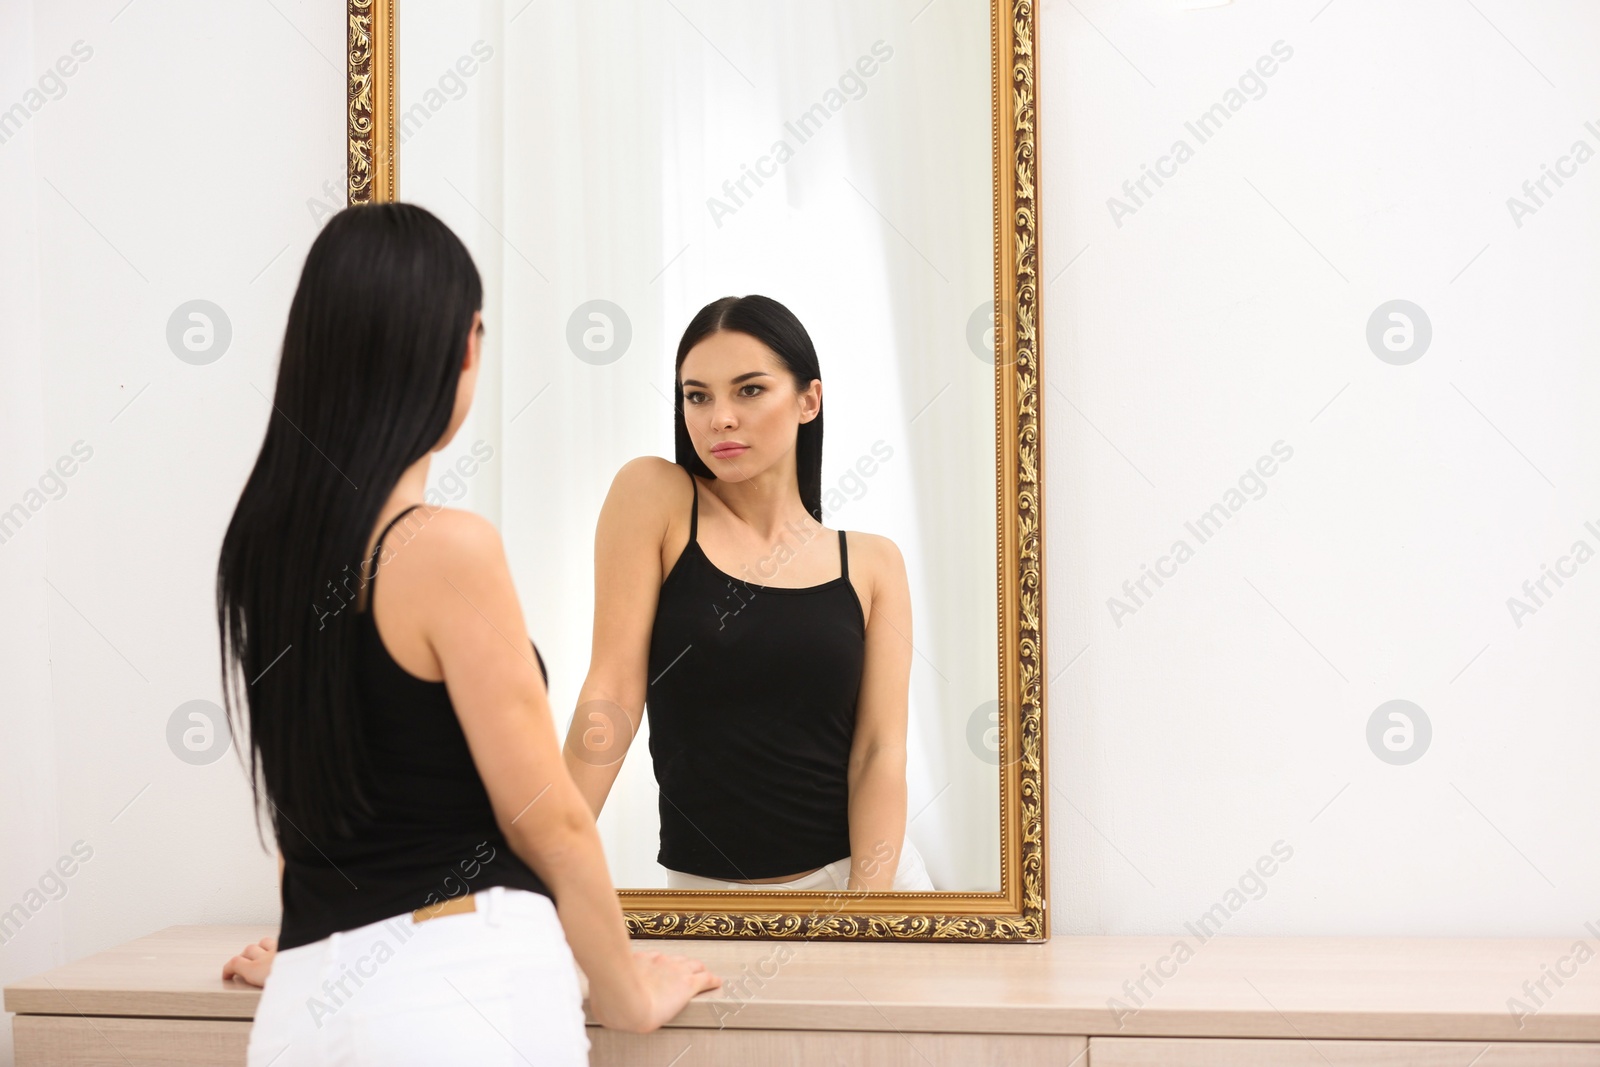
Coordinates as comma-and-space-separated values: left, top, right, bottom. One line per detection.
561, 295, 934, 892
215, 202, 717, 1065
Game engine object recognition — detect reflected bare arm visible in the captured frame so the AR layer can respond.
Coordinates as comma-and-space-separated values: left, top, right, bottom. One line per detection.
846, 534, 913, 892
562, 458, 678, 815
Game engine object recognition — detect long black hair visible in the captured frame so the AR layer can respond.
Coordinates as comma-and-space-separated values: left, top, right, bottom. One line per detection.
216, 202, 482, 849
673, 294, 825, 521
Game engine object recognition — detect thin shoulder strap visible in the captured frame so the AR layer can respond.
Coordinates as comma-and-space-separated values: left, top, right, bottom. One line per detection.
837, 528, 849, 581
366, 503, 424, 584
685, 465, 699, 544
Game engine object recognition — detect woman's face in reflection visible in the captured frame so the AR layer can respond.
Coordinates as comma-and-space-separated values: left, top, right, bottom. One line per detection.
678, 330, 819, 481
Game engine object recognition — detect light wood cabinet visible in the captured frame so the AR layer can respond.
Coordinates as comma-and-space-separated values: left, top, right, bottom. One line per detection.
13, 1017, 252, 1067
1089, 1038, 1600, 1066
589, 1030, 1083, 1066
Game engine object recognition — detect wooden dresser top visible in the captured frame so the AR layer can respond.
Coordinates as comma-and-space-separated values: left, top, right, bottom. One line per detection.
7, 925, 1598, 1042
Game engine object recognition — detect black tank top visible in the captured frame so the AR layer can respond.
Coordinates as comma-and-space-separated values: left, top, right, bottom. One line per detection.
276, 504, 553, 951
645, 465, 866, 879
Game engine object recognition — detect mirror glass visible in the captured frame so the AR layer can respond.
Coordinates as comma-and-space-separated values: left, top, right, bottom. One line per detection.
397, 0, 998, 891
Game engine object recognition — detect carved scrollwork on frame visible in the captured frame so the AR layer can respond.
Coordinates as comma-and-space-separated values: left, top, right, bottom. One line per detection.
346, 0, 393, 205
349, 0, 1047, 942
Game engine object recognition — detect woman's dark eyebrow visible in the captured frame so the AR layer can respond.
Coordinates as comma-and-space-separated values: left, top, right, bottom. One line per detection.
681, 371, 774, 388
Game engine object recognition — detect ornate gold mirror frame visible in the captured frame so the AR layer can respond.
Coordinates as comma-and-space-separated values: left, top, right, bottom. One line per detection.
346, 0, 1046, 942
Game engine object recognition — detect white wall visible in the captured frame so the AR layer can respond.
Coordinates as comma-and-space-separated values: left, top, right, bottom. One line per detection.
0, 4, 63, 1066
1041, 0, 1600, 937
0, 2, 350, 1062
1, 0, 1596, 1060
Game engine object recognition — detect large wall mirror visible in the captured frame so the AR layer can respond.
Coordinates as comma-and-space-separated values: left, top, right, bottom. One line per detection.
346, 0, 1045, 940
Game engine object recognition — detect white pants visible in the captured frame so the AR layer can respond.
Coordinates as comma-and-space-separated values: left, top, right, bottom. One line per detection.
666, 834, 935, 891
246, 886, 589, 1067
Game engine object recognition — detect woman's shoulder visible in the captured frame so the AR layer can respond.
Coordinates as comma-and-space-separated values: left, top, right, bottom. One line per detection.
361, 505, 512, 631
839, 528, 907, 587
840, 527, 901, 557
613, 454, 689, 489
607, 455, 694, 512
376, 505, 506, 577
589, 457, 694, 550
395, 503, 497, 548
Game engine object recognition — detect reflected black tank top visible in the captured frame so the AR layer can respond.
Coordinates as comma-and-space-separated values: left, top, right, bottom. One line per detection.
276, 504, 554, 951
645, 465, 866, 880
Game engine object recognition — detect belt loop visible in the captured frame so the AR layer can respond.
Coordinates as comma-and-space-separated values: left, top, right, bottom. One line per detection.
482, 885, 501, 928
323, 929, 344, 983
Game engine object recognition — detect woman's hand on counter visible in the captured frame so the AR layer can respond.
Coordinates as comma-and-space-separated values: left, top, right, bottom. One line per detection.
222, 936, 277, 988
589, 949, 721, 1033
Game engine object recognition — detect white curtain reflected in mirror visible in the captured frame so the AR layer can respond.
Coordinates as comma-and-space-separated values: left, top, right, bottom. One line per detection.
399, 0, 998, 891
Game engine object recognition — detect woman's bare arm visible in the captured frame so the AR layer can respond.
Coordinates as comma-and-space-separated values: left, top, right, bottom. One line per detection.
562, 457, 680, 815
415, 507, 716, 1030
845, 533, 914, 892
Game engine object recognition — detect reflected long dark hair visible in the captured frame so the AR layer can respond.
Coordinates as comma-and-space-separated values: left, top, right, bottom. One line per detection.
216, 203, 482, 849
673, 294, 825, 521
